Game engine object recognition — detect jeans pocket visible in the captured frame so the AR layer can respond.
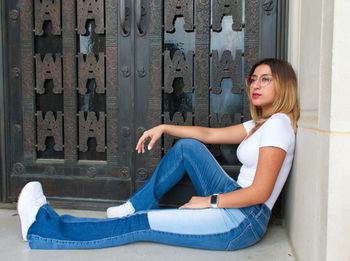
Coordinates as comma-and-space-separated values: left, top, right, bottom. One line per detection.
226, 224, 259, 251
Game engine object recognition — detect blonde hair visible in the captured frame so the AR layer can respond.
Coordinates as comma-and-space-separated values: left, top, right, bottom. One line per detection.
246, 58, 300, 132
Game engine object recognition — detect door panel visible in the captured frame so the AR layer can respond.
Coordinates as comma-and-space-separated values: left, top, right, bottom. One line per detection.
3, 0, 283, 210
7, 0, 132, 209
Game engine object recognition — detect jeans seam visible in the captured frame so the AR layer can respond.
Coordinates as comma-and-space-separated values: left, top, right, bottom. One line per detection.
29, 228, 233, 246
261, 210, 270, 219
180, 140, 208, 195
150, 229, 230, 238
155, 145, 185, 199
255, 209, 270, 232
255, 213, 266, 232
156, 161, 182, 195
250, 223, 260, 241
226, 223, 258, 250
29, 229, 151, 246
192, 163, 208, 195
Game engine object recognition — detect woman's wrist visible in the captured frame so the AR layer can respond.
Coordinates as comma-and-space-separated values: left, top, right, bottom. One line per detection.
160, 124, 167, 134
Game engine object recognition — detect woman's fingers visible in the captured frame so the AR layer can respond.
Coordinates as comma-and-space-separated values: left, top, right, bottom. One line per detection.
136, 132, 155, 153
136, 133, 149, 153
147, 133, 159, 151
136, 126, 163, 153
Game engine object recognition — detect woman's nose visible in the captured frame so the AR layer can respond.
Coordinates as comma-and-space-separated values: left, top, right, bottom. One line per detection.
252, 79, 262, 89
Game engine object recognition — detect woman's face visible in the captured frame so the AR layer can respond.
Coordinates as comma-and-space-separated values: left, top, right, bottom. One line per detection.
248, 64, 276, 116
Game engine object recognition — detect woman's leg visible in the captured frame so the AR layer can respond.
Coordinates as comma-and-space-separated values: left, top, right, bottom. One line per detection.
128, 138, 239, 211
27, 204, 271, 250
27, 204, 150, 249
145, 206, 271, 251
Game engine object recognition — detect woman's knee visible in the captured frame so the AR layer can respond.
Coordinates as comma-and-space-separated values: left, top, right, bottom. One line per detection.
174, 138, 204, 151
172, 139, 209, 158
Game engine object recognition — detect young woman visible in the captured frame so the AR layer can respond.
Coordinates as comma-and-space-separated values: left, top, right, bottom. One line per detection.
17, 58, 300, 250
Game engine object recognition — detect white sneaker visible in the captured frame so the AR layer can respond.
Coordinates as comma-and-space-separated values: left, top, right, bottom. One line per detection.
106, 201, 135, 218
17, 182, 47, 241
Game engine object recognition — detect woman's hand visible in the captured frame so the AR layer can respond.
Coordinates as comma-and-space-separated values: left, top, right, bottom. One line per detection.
179, 196, 211, 209
135, 125, 164, 153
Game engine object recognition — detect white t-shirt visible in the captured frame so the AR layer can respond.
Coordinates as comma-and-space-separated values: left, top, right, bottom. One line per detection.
236, 113, 295, 209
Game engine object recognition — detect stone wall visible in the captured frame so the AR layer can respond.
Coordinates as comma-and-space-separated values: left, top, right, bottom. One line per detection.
286, 0, 350, 260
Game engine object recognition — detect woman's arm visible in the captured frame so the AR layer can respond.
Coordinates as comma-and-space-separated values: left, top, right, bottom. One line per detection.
180, 146, 286, 209
135, 124, 247, 154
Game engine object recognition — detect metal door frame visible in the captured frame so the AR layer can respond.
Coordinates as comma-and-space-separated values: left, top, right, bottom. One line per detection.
0, 0, 290, 207
0, 0, 7, 202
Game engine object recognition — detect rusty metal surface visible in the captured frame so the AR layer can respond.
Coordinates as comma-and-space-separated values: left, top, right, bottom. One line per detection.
212, 0, 243, 32
34, 0, 61, 36
164, 50, 193, 94
78, 111, 106, 153
212, 49, 242, 95
62, 1, 77, 163
78, 53, 105, 95
77, 0, 105, 35
21, 0, 35, 162
194, 0, 210, 127
105, 0, 119, 174
146, 0, 162, 180
35, 54, 62, 94
36, 111, 63, 152
164, 0, 194, 33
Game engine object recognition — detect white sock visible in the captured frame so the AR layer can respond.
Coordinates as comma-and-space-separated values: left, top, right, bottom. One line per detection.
106, 201, 135, 218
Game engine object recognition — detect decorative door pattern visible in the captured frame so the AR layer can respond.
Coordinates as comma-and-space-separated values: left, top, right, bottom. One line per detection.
4, 0, 281, 208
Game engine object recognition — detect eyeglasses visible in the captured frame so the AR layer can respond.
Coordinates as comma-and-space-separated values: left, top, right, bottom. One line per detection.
246, 74, 273, 88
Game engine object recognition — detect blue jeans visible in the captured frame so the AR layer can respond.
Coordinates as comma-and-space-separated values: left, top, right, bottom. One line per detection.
27, 139, 271, 250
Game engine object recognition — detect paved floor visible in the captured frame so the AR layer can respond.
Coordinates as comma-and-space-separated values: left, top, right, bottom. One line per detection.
0, 208, 295, 261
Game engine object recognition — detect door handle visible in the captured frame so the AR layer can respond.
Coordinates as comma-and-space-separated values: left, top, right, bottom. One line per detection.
120, 0, 129, 36
135, 0, 145, 35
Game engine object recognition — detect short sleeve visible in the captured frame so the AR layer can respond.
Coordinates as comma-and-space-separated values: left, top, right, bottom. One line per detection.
243, 120, 255, 134
259, 114, 294, 152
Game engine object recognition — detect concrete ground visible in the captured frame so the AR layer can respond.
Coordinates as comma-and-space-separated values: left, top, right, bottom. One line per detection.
0, 208, 295, 261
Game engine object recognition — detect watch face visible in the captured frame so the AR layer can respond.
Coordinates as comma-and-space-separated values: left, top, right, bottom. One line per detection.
211, 194, 218, 204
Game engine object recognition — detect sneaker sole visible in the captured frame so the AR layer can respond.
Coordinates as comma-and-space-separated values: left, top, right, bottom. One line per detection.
17, 184, 28, 241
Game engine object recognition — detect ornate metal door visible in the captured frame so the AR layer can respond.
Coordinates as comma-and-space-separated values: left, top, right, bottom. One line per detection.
2, 0, 285, 209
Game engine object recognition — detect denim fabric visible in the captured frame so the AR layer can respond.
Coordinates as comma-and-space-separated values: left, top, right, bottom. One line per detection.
27, 138, 271, 250
147, 208, 245, 235
130, 139, 239, 210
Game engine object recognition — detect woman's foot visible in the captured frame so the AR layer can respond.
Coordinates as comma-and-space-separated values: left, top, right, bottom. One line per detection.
106, 201, 135, 218
17, 182, 47, 241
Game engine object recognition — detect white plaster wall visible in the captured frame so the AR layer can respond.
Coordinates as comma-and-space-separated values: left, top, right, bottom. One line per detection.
327, 135, 350, 261
286, 0, 350, 260
326, 1, 350, 260
330, 1, 350, 132
286, 1, 331, 259
285, 129, 329, 261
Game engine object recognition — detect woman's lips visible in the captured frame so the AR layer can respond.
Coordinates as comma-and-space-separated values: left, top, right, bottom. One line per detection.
252, 93, 261, 99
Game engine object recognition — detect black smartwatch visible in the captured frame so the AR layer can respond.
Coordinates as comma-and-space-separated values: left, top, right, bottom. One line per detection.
210, 194, 219, 208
